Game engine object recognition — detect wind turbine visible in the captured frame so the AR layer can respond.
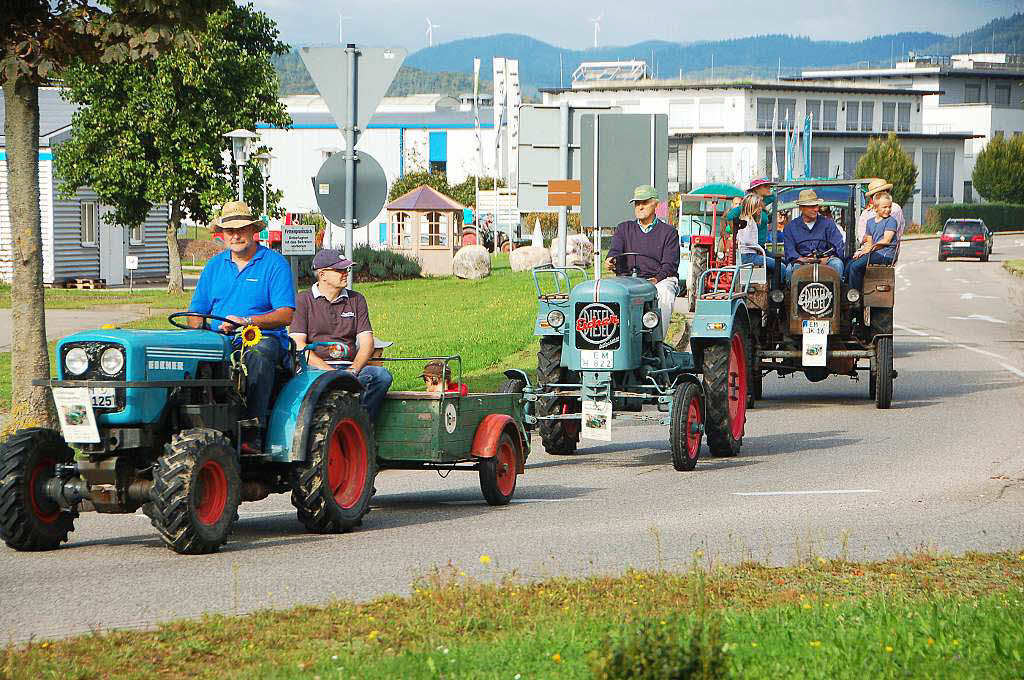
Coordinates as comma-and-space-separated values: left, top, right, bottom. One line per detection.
337, 11, 351, 45
589, 12, 603, 49
425, 17, 439, 47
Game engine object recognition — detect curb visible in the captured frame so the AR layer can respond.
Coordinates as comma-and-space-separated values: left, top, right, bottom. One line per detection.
1002, 261, 1024, 279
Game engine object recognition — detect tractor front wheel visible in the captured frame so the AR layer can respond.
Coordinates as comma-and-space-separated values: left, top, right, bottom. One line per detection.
291, 390, 377, 533
669, 382, 703, 471
536, 336, 580, 455
703, 325, 749, 457
0, 428, 78, 551
150, 429, 241, 555
874, 336, 894, 409
479, 432, 520, 505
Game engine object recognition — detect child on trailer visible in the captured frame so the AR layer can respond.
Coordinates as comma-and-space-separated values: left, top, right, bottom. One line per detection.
420, 360, 469, 396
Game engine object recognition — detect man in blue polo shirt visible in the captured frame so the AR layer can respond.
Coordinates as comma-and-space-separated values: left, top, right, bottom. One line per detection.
782, 189, 846, 284
188, 201, 295, 451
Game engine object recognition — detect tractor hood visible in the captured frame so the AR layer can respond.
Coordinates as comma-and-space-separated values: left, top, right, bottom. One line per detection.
56, 329, 232, 382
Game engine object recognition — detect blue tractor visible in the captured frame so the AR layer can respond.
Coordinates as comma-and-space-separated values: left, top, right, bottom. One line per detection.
530, 255, 712, 470
0, 313, 378, 555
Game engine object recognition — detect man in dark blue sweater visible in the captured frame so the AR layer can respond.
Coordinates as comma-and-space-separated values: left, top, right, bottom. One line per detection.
782, 189, 846, 284
605, 184, 680, 336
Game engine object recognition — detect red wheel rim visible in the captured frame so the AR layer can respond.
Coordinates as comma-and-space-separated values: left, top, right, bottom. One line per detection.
29, 457, 60, 524
196, 460, 228, 525
685, 396, 702, 459
495, 439, 517, 496
561, 402, 580, 437
326, 419, 369, 509
728, 333, 747, 440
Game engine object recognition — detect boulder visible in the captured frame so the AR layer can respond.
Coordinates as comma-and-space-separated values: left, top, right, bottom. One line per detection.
509, 245, 552, 272
549, 233, 594, 268
453, 245, 491, 280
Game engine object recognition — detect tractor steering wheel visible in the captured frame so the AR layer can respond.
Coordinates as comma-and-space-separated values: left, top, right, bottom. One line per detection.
795, 239, 837, 260
611, 251, 660, 277
168, 311, 246, 334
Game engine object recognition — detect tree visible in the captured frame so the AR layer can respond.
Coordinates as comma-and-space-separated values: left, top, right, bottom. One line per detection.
55, 4, 289, 295
2, 0, 227, 426
971, 134, 1024, 203
387, 171, 506, 207
854, 132, 918, 207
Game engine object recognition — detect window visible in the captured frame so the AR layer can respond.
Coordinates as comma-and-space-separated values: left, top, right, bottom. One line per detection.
756, 97, 775, 129
822, 100, 838, 131
421, 211, 448, 247
429, 160, 447, 174
995, 85, 1012, 107
669, 100, 695, 128
965, 83, 982, 103
938, 151, 954, 201
705, 148, 734, 182
81, 201, 98, 246
777, 99, 797, 129
764, 145, 786, 178
881, 102, 896, 132
811, 149, 830, 178
843, 147, 866, 179
897, 102, 911, 132
921, 151, 937, 199
861, 101, 874, 132
129, 223, 143, 246
964, 180, 974, 203
391, 211, 411, 247
805, 99, 822, 129
846, 101, 860, 131
698, 99, 724, 128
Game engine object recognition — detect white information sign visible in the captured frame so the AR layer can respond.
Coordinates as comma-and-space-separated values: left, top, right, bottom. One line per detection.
124, 255, 139, 270
282, 225, 316, 256
581, 399, 612, 442
52, 387, 101, 443
801, 320, 830, 367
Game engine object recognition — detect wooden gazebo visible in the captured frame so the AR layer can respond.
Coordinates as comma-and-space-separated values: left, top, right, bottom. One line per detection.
385, 186, 466, 277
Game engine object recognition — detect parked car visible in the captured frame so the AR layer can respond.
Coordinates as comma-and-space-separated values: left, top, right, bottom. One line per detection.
939, 219, 992, 262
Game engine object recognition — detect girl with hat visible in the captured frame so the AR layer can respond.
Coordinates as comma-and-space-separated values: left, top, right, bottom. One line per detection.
736, 194, 777, 276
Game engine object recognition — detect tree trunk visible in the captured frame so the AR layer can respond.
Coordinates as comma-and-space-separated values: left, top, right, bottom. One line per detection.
4, 75, 55, 427
166, 202, 183, 294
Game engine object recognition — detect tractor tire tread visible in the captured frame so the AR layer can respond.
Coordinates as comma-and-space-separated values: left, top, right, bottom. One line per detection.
536, 337, 579, 455
0, 428, 77, 551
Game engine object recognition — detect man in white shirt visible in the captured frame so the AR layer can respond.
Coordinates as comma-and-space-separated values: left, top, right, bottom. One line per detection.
857, 178, 906, 242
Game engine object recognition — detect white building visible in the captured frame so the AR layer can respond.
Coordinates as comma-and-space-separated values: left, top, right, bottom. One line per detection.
796, 53, 1024, 202
540, 79, 977, 225
257, 95, 498, 247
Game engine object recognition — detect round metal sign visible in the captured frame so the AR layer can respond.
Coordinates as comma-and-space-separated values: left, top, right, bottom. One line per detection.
312, 150, 389, 227
444, 403, 458, 434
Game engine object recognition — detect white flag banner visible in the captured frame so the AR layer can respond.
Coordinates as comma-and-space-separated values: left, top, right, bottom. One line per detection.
506, 59, 521, 181
492, 57, 507, 177
473, 58, 483, 175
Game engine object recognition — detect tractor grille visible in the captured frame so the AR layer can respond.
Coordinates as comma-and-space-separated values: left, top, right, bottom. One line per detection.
574, 302, 621, 351
795, 280, 836, 318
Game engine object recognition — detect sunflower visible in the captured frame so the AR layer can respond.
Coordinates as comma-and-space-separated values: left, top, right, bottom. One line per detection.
240, 324, 262, 347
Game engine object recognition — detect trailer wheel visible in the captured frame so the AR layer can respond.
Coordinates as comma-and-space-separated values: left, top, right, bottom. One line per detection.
0, 428, 78, 551
874, 336, 893, 409
150, 428, 241, 555
291, 390, 377, 533
536, 336, 579, 455
703, 322, 749, 457
688, 245, 709, 312
669, 383, 703, 471
479, 431, 519, 505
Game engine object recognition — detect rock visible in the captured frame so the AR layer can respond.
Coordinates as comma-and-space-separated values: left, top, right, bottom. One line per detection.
509, 245, 552, 272
549, 233, 594, 267
453, 245, 491, 280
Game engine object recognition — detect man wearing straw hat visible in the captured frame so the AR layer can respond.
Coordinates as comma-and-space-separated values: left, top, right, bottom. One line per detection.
188, 201, 296, 452
856, 178, 905, 242
781, 189, 846, 283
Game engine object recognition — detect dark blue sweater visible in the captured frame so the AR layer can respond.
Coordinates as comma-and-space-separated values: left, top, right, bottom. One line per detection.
607, 219, 680, 281
782, 216, 846, 264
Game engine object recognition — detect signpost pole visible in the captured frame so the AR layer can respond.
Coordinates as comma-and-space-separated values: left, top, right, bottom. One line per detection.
344, 43, 358, 262
557, 102, 569, 267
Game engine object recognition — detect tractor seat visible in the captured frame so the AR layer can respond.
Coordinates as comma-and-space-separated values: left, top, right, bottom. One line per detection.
700, 292, 731, 300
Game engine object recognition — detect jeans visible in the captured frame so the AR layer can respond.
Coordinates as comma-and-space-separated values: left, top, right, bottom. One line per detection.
740, 252, 776, 275
847, 252, 894, 291
783, 257, 843, 284
243, 336, 283, 428
354, 365, 393, 420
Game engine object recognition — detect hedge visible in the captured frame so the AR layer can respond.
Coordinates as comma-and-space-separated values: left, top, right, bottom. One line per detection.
924, 203, 1024, 232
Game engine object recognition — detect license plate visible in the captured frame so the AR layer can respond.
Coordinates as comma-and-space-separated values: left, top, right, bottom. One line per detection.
90, 387, 115, 408
952, 242, 969, 247
581, 350, 614, 369
802, 320, 830, 334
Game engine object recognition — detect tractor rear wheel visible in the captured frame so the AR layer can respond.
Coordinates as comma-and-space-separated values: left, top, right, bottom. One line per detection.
479, 431, 520, 505
874, 336, 894, 409
669, 382, 703, 471
150, 429, 241, 555
703, 323, 749, 457
688, 245, 709, 312
536, 336, 580, 455
291, 390, 377, 533
0, 428, 78, 551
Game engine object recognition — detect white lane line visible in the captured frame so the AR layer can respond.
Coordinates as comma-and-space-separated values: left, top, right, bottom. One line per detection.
957, 344, 1007, 360
894, 323, 929, 336
960, 293, 1000, 300
948, 315, 1007, 324
929, 335, 950, 343
733, 491, 884, 497
1001, 363, 1024, 380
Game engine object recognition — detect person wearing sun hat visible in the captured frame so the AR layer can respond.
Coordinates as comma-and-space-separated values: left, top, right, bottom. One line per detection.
781, 189, 846, 284
604, 184, 680, 335
187, 200, 296, 452
726, 177, 776, 245
856, 178, 905, 242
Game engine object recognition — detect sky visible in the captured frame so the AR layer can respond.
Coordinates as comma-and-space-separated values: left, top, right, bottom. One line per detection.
249, 0, 1020, 52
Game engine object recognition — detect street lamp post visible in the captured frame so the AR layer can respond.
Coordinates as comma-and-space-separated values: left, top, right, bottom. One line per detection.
223, 129, 259, 202
254, 152, 275, 215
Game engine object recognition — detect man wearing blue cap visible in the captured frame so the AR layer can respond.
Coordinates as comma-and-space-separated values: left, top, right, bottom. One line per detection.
290, 249, 393, 419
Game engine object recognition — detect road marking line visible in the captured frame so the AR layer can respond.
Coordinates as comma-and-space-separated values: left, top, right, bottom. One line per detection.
956, 344, 1006, 360
929, 336, 950, 343
893, 323, 929, 336
732, 489, 881, 497
1001, 363, 1024, 379
948, 315, 1007, 324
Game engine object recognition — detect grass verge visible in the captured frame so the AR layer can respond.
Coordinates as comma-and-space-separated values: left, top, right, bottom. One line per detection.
1003, 259, 1024, 278
2, 551, 1022, 679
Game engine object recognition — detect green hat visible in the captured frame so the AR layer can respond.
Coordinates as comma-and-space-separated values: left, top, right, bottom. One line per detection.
628, 184, 659, 204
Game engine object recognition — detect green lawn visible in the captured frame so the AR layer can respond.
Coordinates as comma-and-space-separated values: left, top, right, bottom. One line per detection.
3, 551, 1021, 679
1003, 259, 1024, 278
0, 285, 192, 310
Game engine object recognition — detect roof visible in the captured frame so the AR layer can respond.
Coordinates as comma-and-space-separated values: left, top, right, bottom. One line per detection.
386, 185, 467, 212
540, 80, 941, 97
0, 87, 78, 147
676, 130, 981, 140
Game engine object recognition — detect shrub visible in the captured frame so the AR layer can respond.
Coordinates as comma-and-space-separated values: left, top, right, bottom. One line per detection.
590, 614, 727, 680
855, 133, 918, 207
924, 202, 1024, 232
352, 246, 421, 282
971, 134, 1024, 202
519, 211, 582, 243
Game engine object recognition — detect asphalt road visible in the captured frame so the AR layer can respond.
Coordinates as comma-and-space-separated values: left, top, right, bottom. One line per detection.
3, 238, 1023, 643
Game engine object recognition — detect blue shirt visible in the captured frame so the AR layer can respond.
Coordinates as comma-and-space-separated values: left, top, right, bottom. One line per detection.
188, 245, 296, 348
782, 216, 846, 264
865, 215, 898, 259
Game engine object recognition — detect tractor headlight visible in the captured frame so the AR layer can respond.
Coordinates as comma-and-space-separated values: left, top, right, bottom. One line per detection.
99, 347, 125, 376
846, 288, 861, 303
770, 289, 785, 304
642, 311, 660, 329
546, 310, 565, 328
65, 347, 89, 376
